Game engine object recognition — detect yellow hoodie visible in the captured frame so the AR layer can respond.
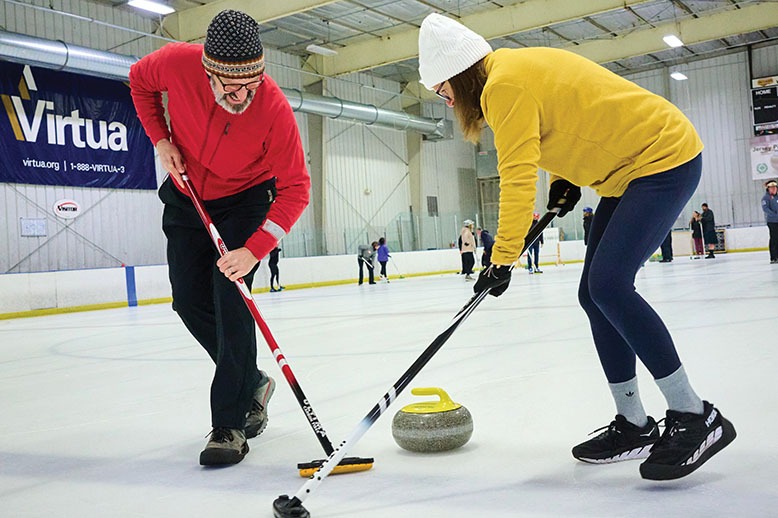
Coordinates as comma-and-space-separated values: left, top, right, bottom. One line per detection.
481, 48, 703, 265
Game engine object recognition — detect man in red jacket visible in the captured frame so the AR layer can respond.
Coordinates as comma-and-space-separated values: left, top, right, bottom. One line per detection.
129, 9, 310, 466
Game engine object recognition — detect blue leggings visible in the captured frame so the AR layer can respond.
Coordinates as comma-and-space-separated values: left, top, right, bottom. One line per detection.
578, 154, 702, 383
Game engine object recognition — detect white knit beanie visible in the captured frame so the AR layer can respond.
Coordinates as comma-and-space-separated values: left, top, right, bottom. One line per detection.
418, 13, 492, 90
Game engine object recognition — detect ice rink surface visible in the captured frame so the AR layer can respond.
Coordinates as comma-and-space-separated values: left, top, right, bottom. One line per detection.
1, 252, 777, 518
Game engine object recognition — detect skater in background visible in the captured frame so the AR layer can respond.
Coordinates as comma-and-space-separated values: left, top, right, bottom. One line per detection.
526, 212, 544, 273
268, 246, 283, 292
377, 237, 391, 282
701, 203, 717, 258
129, 9, 310, 466
582, 207, 594, 245
418, 12, 734, 482
477, 227, 494, 268
689, 211, 704, 257
761, 179, 778, 264
357, 242, 377, 285
459, 219, 476, 280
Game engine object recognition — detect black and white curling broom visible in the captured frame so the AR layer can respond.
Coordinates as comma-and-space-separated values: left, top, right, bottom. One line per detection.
273, 207, 561, 518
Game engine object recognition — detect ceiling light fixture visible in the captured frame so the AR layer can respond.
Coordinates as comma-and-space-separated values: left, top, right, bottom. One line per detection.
663, 35, 684, 48
670, 71, 688, 81
128, 0, 175, 15
306, 44, 338, 56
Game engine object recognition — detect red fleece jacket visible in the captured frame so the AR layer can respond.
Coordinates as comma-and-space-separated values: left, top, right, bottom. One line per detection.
129, 42, 310, 260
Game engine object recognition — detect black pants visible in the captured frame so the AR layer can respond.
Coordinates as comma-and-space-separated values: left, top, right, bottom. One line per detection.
269, 260, 280, 288
358, 257, 374, 284
159, 177, 275, 429
461, 251, 475, 274
769, 222, 778, 261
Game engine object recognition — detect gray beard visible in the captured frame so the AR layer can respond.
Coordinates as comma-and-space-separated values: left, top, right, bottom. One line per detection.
210, 77, 255, 114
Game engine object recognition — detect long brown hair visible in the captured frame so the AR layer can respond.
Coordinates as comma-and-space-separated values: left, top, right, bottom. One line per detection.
448, 58, 488, 144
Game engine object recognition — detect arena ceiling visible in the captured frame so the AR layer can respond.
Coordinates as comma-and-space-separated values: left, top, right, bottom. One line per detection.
115, 0, 778, 91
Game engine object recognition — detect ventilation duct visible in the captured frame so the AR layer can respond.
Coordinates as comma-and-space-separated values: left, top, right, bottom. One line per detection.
0, 30, 451, 140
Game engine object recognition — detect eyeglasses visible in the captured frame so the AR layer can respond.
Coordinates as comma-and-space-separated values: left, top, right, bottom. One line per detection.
212, 73, 265, 93
434, 82, 451, 102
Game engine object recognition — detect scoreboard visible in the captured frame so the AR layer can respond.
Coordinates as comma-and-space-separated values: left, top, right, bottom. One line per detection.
753, 76, 778, 136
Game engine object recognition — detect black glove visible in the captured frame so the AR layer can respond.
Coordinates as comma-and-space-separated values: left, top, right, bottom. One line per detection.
547, 180, 581, 217
473, 265, 512, 297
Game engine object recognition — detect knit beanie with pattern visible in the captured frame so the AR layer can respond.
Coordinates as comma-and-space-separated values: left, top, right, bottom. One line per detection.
202, 10, 265, 78
418, 13, 492, 89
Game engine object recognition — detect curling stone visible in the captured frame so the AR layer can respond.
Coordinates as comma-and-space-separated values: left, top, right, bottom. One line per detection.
392, 387, 473, 453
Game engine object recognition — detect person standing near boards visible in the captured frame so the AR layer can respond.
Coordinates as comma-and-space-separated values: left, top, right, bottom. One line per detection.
761, 180, 778, 264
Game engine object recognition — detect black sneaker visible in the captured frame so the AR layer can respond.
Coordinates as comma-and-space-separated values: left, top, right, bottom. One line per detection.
572, 415, 659, 463
640, 401, 736, 480
199, 427, 249, 466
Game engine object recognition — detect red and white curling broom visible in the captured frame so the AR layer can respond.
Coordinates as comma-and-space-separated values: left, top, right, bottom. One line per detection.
273, 207, 561, 518
181, 174, 373, 477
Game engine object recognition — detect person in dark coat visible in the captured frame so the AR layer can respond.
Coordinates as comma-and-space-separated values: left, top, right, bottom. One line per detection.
477, 228, 494, 268
700, 203, 716, 258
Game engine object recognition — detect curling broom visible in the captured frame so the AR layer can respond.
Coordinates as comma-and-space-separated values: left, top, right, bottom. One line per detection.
181, 174, 373, 477
273, 208, 560, 518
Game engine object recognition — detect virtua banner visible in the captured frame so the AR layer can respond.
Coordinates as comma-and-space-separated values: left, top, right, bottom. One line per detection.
0, 62, 155, 189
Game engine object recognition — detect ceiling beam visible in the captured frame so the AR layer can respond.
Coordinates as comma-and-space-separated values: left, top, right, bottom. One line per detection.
163, 0, 340, 42
572, 2, 778, 64
315, 0, 653, 77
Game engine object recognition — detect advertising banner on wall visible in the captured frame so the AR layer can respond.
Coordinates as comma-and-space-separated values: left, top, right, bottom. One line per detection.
0, 62, 155, 189
750, 134, 778, 182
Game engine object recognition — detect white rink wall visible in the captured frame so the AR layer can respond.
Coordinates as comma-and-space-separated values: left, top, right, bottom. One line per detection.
0, 226, 770, 317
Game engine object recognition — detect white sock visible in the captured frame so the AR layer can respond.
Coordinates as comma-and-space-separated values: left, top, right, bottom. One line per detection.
655, 365, 704, 414
609, 377, 648, 427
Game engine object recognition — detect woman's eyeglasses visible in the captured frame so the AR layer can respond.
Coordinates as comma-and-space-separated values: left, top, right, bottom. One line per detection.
434, 82, 451, 102
213, 73, 265, 93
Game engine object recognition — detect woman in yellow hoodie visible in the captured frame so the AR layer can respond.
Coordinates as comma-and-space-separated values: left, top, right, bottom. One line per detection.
418, 13, 734, 481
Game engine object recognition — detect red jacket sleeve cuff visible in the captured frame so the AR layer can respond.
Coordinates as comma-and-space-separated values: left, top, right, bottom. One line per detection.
245, 228, 278, 262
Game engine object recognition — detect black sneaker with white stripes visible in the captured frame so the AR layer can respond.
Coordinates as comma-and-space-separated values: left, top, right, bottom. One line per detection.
640, 400, 736, 480
572, 414, 659, 463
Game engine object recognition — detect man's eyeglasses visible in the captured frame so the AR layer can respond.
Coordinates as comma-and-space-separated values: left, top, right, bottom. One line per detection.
434, 82, 451, 102
213, 73, 265, 93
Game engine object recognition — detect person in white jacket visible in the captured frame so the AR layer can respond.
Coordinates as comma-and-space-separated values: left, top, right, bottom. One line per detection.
459, 220, 476, 280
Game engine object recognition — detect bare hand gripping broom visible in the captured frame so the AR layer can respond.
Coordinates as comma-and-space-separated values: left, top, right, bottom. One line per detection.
273, 208, 560, 518
181, 174, 373, 477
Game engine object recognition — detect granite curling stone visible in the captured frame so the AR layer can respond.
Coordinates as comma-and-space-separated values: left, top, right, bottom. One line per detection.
392, 387, 473, 453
